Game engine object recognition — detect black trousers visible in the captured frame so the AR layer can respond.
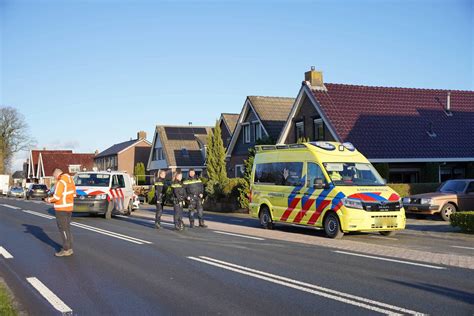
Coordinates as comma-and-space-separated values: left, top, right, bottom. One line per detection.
188, 197, 204, 223
55, 211, 73, 250
173, 201, 184, 227
155, 200, 163, 225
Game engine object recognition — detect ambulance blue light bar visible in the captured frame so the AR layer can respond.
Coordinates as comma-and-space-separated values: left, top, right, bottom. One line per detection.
310, 142, 336, 151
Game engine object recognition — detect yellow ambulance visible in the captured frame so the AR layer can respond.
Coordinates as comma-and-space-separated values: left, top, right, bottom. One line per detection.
249, 142, 406, 238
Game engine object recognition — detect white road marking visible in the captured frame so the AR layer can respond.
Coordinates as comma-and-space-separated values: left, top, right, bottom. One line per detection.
334, 251, 446, 270
115, 215, 175, 227
213, 231, 265, 241
0, 246, 13, 259
1, 204, 21, 210
450, 245, 474, 250
71, 222, 152, 245
369, 235, 398, 241
23, 210, 55, 220
189, 256, 424, 315
26, 277, 73, 315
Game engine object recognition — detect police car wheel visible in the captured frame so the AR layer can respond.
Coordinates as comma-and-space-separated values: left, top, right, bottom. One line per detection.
104, 202, 113, 219
324, 213, 344, 239
259, 207, 274, 230
125, 201, 132, 216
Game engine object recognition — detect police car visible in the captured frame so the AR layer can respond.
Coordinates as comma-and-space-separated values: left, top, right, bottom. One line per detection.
73, 170, 135, 219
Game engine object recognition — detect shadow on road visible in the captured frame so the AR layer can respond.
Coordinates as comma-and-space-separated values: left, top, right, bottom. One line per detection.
386, 279, 474, 305
22, 224, 62, 251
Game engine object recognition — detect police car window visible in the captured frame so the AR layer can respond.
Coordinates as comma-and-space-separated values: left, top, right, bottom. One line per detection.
117, 175, 126, 188
74, 174, 110, 187
307, 163, 326, 187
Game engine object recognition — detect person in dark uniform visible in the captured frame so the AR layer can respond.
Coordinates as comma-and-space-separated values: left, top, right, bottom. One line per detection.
154, 170, 168, 229
184, 169, 207, 228
171, 170, 186, 231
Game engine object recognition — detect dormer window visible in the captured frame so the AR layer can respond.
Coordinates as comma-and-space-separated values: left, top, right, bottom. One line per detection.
243, 124, 251, 144
295, 121, 304, 140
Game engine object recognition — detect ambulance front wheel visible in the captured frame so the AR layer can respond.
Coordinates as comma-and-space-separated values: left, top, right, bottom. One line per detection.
324, 212, 344, 239
380, 231, 397, 237
259, 206, 274, 230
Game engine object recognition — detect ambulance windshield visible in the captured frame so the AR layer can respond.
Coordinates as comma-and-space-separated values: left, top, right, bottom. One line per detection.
323, 163, 385, 186
74, 173, 111, 187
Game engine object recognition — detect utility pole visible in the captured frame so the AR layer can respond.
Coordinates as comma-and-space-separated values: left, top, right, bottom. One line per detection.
0, 136, 4, 174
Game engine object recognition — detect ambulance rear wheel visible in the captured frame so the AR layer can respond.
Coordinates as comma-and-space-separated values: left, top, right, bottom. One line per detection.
324, 212, 344, 239
259, 206, 274, 230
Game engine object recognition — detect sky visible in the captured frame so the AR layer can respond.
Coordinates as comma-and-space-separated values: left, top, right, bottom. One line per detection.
1, 0, 473, 171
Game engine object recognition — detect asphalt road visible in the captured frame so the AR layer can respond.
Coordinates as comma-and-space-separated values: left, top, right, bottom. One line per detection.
0, 197, 473, 315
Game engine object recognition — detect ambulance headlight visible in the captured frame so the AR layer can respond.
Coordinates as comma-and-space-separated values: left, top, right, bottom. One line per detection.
342, 198, 364, 210
95, 194, 107, 200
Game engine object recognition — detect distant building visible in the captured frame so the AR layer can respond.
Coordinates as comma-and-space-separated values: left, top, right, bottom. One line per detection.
94, 131, 152, 176
218, 113, 239, 148
278, 68, 474, 183
226, 96, 295, 177
147, 125, 213, 177
26, 149, 95, 187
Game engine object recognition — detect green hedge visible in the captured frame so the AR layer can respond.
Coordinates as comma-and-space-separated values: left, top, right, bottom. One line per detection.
450, 212, 474, 233
388, 183, 439, 197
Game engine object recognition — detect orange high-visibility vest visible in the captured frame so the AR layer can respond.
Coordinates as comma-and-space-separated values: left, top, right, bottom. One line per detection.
49, 173, 76, 211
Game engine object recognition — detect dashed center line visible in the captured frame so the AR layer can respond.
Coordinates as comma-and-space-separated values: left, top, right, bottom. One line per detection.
23, 209, 55, 219
450, 245, 474, 250
0, 246, 13, 259
213, 231, 265, 240
26, 277, 73, 315
334, 251, 446, 270
1, 204, 21, 210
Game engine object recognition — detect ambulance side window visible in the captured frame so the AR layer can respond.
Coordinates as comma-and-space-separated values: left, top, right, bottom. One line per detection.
111, 176, 119, 188
307, 162, 326, 187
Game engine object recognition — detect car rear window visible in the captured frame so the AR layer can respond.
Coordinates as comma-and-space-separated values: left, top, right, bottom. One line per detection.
32, 185, 47, 190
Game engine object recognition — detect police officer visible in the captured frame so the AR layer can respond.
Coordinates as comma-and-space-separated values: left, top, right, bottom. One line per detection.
154, 170, 168, 229
184, 169, 207, 228
171, 170, 186, 231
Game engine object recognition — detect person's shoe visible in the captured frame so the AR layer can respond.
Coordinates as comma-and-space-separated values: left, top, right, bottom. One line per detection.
55, 250, 68, 257
65, 249, 74, 256
199, 220, 208, 228
189, 220, 195, 228
155, 223, 161, 229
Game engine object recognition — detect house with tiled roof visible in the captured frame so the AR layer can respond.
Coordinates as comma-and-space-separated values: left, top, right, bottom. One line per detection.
26, 149, 95, 187
94, 131, 152, 176
278, 68, 474, 183
219, 113, 239, 148
147, 125, 213, 177
226, 96, 295, 177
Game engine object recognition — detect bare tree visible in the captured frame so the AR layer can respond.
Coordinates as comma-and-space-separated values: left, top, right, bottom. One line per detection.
0, 107, 35, 172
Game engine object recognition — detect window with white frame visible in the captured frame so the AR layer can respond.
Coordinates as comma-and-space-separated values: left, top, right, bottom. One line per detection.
295, 121, 304, 141
68, 165, 81, 173
235, 164, 245, 177
313, 118, 324, 141
243, 124, 251, 144
254, 123, 262, 141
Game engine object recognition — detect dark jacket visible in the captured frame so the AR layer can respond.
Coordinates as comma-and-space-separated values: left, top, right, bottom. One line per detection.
154, 178, 168, 203
184, 176, 204, 197
171, 180, 187, 203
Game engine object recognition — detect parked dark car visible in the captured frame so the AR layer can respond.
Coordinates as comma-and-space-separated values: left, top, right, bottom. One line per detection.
8, 186, 26, 199
26, 184, 49, 200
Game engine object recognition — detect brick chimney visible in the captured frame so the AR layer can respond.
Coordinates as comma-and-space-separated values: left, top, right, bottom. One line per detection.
137, 131, 147, 140
305, 66, 326, 91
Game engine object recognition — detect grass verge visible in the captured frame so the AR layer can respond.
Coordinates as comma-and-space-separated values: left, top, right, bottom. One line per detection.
0, 280, 17, 316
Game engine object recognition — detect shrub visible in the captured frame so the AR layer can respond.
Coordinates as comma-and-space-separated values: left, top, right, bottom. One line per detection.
388, 183, 440, 197
450, 212, 474, 233
147, 186, 156, 204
